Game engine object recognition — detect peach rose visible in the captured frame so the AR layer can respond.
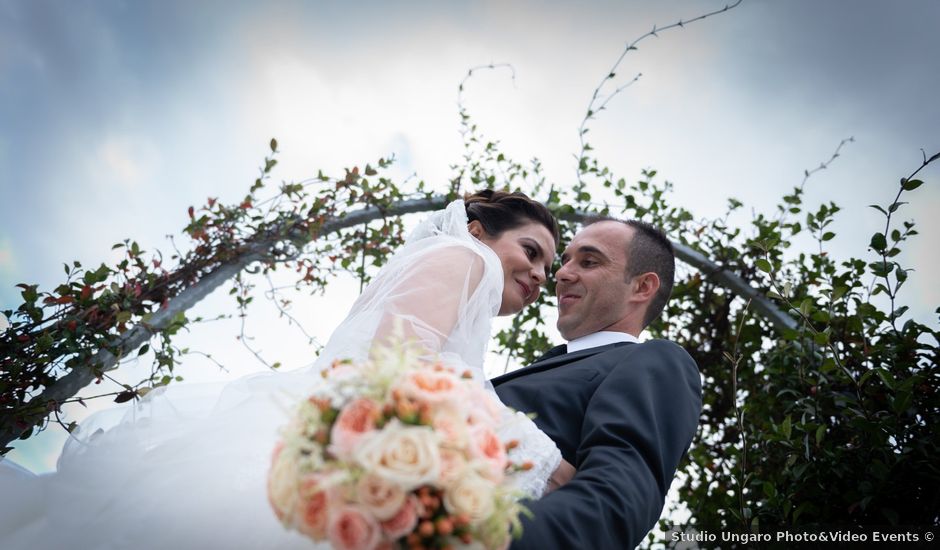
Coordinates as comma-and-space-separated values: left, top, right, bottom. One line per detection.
468, 425, 507, 483
432, 409, 470, 448
327, 505, 382, 550
442, 470, 496, 525
438, 447, 468, 487
356, 472, 406, 521
396, 368, 463, 406
296, 474, 333, 539
330, 397, 381, 458
353, 421, 440, 490
380, 495, 419, 539
267, 442, 299, 523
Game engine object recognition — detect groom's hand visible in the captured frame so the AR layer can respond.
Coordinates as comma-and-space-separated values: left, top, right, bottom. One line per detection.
546, 459, 576, 493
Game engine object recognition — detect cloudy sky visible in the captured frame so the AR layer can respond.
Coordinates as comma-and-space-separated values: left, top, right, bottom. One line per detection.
2, 0, 938, 470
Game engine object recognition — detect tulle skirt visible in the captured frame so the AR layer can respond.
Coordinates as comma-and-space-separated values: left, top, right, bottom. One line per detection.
0, 368, 324, 549
0, 364, 560, 549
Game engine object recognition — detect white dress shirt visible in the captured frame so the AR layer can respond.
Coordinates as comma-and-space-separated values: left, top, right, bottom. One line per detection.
566, 330, 639, 353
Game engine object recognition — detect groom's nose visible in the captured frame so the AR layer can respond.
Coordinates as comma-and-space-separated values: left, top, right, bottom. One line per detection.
555, 261, 576, 284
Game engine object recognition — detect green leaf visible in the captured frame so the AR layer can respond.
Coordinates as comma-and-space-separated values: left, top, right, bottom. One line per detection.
900, 178, 923, 191
876, 368, 896, 390
821, 231, 835, 241
869, 232, 887, 252
813, 331, 830, 345
755, 259, 772, 273
869, 260, 892, 277
815, 424, 826, 445
37, 333, 54, 351
799, 298, 813, 317
832, 286, 848, 301
114, 391, 136, 403
891, 391, 912, 414
782, 416, 792, 439
269, 138, 278, 152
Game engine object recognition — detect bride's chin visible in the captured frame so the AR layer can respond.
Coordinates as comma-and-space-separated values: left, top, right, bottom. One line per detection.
497, 298, 523, 317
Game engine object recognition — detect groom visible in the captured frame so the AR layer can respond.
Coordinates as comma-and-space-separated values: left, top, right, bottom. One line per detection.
492, 218, 702, 549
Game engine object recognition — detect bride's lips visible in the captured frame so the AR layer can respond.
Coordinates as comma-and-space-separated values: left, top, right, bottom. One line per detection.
516, 280, 532, 300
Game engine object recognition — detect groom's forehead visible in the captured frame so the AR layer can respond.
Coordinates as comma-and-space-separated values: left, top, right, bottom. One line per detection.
564, 222, 630, 254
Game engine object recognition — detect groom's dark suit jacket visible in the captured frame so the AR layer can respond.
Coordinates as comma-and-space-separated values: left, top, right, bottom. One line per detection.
492, 339, 702, 550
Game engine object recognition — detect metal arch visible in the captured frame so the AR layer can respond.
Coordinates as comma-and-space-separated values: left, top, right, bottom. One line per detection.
3, 195, 795, 447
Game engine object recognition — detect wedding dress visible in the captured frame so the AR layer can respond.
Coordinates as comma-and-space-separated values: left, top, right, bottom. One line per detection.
0, 200, 561, 549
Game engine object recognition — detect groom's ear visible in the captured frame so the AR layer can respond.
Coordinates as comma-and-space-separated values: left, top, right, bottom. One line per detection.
630, 272, 660, 304
467, 220, 486, 239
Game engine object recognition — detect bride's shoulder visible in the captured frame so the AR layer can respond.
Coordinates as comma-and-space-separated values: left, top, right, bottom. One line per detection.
415, 237, 491, 273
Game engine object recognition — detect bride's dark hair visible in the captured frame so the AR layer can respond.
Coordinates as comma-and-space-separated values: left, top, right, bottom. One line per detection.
464, 189, 560, 247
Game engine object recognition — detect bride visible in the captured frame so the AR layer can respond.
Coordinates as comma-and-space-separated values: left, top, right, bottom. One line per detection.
0, 189, 569, 549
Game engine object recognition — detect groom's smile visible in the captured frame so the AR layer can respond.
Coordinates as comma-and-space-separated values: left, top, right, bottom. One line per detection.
557, 292, 581, 307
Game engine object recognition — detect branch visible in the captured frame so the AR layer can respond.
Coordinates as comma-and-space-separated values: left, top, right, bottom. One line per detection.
576, 0, 745, 189
0, 197, 446, 448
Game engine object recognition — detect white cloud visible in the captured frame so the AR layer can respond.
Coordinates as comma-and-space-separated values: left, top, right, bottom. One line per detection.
94, 135, 160, 187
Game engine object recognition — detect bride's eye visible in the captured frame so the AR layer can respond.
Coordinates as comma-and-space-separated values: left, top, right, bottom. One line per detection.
523, 245, 536, 259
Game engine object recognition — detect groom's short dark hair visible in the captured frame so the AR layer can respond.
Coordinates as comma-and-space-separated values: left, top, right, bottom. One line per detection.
585, 217, 675, 327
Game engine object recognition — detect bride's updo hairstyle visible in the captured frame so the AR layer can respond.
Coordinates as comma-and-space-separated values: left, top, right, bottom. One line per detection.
464, 189, 560, 248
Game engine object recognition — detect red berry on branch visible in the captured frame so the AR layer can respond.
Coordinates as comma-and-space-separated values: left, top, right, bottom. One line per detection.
418, 520, 435, 538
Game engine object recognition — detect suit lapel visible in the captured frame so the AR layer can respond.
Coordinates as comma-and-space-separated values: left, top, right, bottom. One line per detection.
492, 341, 633, 385
533, 344, 567, 363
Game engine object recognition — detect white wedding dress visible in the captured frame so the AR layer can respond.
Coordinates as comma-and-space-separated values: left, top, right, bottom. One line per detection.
0, 200, 561, 549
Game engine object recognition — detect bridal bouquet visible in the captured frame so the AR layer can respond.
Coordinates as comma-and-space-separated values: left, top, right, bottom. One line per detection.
267, 344, 529, 550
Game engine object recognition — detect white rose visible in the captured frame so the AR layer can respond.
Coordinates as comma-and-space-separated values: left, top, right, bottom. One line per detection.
355, 472, 406, 521
352, 421, 440, 490
442, 470, 496, 524
267, 443, 300, 523
432, 409, 471, 449
438, 447, 468, 488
